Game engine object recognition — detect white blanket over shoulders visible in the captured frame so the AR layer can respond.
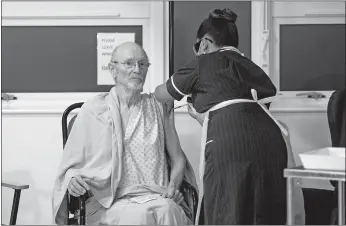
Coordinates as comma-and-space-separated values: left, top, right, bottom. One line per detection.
52, 88, 198, 224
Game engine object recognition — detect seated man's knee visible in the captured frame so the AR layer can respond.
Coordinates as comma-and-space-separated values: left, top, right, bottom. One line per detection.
157, 198, 184, 217
154, 198, 188, 224
160, 198, 176, 210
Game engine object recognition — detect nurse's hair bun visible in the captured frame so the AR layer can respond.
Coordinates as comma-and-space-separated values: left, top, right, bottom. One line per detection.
209, 8, 237, 23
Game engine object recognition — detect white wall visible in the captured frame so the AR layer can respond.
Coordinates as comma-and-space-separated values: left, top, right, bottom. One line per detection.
2, 114, 64, 224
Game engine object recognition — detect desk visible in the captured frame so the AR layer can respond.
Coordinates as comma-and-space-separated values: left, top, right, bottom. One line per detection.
284, 166, 345, 225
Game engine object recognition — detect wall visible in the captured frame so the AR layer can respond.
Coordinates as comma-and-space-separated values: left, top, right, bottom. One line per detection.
172, 1, 251, 71
2, 114, 64, 224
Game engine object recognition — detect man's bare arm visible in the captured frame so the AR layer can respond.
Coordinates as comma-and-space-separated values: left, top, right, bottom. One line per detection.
163, 101, 186, 191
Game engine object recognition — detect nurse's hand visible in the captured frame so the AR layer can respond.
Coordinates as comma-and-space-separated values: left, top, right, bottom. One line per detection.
187, 103, 197, 119
187, 103, 205, 126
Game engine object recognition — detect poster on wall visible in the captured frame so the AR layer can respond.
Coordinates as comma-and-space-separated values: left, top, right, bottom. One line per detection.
97, 33, 135, 85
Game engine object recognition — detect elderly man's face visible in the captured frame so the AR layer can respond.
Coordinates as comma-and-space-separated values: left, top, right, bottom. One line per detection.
110, 45, 150, 92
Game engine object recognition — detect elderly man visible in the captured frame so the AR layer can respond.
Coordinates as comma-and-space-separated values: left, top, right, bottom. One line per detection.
52, 42, 196, 225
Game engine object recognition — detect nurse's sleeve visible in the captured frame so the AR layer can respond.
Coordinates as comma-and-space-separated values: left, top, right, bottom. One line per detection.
166, 59, 198, 101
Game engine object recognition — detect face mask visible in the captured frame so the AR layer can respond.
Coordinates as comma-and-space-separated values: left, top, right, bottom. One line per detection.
193, 37, 213, 56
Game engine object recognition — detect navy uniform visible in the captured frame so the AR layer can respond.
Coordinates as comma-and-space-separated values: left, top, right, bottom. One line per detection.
166, 49, 287, 225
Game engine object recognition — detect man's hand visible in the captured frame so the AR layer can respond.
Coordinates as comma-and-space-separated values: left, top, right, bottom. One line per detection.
162, 183, 184, 205
67, 175, 90, 197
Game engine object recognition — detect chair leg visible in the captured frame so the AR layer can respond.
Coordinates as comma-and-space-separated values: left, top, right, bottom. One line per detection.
66, 194, 71, 225
9, 189, 22, 225
79, 195, 86, 225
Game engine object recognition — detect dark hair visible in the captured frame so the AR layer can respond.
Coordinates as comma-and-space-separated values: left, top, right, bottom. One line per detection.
197, 8, 239, 48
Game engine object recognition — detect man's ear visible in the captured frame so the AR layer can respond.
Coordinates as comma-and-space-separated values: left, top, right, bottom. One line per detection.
108, 63, 117, 79
108, 62, 114, 70
108, 62, 115, 71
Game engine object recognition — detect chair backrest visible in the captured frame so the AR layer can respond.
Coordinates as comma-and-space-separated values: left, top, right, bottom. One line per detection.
61, 102, 84, 217
327, 89, 346, 147
62, 102, 84, 147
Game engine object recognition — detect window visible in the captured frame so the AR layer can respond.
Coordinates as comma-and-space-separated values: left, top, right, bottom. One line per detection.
270, 2, 345, 94
279, 23, 344, 91
1, 1, 166, 96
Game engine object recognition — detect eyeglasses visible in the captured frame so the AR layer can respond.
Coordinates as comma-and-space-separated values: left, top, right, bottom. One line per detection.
111, 60, 151, 69
193, 38, 213, 55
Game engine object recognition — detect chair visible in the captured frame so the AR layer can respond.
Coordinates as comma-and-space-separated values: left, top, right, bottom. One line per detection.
327, 89, 346, 148
62, 102, 198, 225
327, 89, 346, 225
1, 181, 29, 225
301, 89, 346, 225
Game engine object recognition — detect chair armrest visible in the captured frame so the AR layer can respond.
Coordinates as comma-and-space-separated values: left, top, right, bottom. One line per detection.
66, 191, 87, 225
180, 180, 198, 222
2, 181, 29, 225
66, 191, 87, 212
2, 181, 29, 190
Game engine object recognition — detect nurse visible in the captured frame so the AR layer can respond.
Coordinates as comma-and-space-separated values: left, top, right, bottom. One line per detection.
155, 8, 288, 225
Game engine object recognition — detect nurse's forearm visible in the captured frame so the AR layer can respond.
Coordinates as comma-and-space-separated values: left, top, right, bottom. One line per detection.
195, 114, 205, 126
195, 117, 204, 126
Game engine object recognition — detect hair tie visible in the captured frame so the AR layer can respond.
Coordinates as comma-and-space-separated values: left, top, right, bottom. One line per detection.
209, 8, 237, 23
